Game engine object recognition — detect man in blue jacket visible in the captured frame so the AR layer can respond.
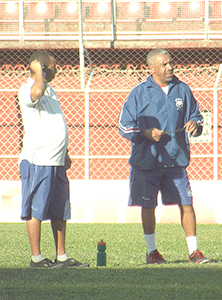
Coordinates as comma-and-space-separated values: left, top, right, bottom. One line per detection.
118, 49, 209, 264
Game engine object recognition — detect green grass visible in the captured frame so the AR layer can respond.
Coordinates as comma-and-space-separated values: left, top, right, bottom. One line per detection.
0, 223, 222, 300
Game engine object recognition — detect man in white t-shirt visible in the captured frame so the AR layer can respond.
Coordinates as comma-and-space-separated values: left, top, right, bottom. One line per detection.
18, 50, 89, 269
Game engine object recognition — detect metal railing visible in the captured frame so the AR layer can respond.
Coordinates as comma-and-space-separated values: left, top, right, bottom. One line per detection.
1, 0, 222, 42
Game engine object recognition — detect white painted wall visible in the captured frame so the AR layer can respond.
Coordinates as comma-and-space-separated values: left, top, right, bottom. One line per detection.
0, 180, 221, 224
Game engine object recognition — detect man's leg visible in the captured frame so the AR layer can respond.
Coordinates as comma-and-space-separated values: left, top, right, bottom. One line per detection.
51, 220, 89, 268
179, 204, 196, 236
26, 217, 41, 256
142, 207, 166, 264
26, 217, 64, 269
179, 204, 209, 263
141, 207, 155, 234
179, 204, 198, 253
179, 204, 199, 253
51, 219, 66, 257
142, 207, 157, 254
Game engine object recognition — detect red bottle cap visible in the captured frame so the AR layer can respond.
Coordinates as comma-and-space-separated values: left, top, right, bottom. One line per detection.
98, 239, 106, 245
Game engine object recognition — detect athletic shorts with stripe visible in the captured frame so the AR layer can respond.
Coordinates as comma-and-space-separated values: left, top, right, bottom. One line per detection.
20, 160, 71, 221
129, 166, 193, 208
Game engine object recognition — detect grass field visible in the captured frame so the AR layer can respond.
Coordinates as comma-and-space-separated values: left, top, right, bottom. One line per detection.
1, 223, 222, 300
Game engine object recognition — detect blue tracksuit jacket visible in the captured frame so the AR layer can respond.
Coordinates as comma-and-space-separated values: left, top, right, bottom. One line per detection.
118, 75, 203, 170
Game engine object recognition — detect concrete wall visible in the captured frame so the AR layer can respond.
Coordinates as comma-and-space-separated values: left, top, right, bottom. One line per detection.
1, 180, 221, 224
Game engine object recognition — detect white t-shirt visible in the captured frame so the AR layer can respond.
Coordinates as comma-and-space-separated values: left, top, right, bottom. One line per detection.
161, 85, 169, 94
18, 78, 69, 166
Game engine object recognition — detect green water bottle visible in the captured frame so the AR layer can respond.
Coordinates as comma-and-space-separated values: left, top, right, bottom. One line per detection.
97, 239, 106, 267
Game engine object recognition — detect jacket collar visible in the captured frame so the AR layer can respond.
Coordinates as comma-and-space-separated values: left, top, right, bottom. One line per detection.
146, 74, 179, 89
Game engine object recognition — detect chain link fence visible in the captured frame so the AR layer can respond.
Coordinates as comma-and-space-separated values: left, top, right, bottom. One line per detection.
1, 0, 222, 181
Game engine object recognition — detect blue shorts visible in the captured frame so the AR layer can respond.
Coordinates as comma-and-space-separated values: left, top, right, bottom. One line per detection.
20, 160, 71, 221
129, 166, 193, 208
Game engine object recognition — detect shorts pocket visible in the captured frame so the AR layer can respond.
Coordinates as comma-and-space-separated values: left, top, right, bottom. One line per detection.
19, 160, 29, 179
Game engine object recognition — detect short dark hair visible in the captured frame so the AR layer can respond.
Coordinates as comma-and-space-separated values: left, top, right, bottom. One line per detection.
28, 50, 54, 67
147, 49, 170, 66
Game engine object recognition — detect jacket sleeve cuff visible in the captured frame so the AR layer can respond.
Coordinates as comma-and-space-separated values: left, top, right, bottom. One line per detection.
193, 122, 203, 137
139, 128, 146, 138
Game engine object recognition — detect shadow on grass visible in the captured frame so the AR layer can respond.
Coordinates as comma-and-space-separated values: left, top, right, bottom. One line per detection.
172, 259, 222, 264
134, 258, 222, 265
1, 265, 222, 300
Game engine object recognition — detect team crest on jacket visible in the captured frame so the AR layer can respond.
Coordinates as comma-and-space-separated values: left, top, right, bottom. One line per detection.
175, 98, 183, 110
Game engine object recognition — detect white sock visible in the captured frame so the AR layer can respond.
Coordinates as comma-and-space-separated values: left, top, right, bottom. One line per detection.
32, 254, 44, 263
186, 236, 198, 255
144, 233, 157, 255
57, 253, 68, 262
